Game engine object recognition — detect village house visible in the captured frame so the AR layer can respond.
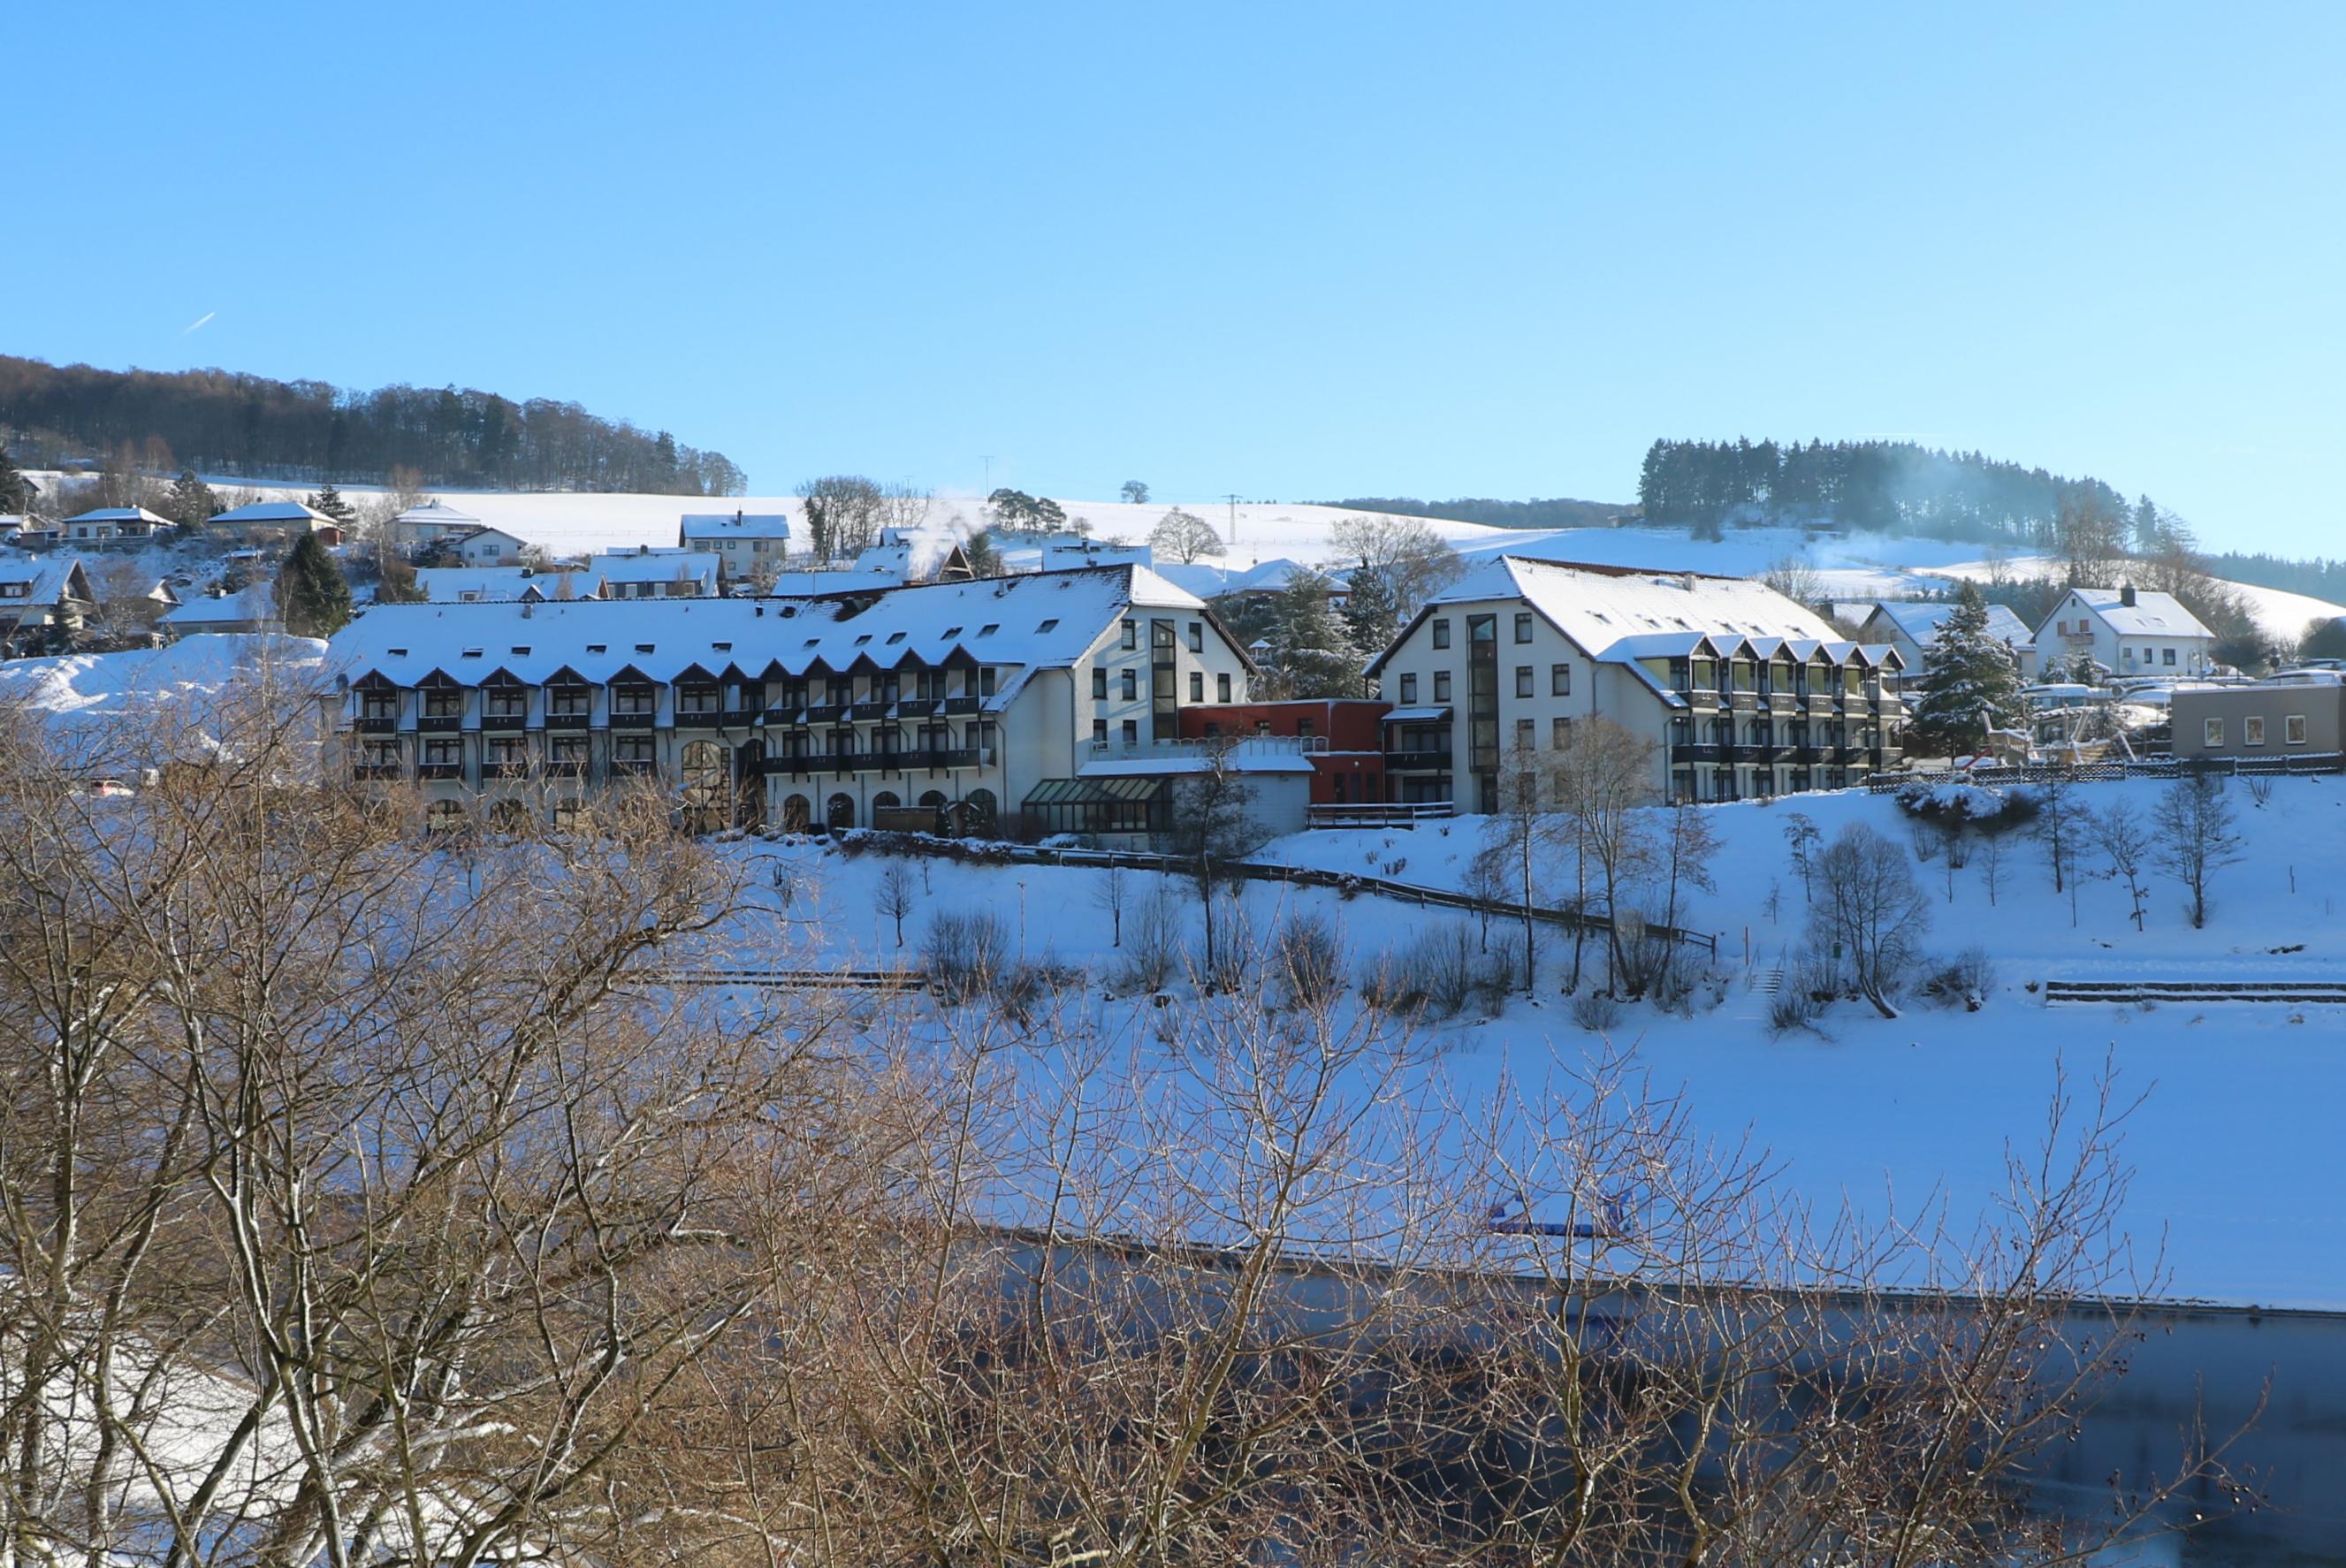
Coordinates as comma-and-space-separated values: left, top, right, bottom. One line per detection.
162, 583, 281, 637
2033, 585, 2217, 680
584, 547, 719, 599
1364, 557, 1906, 811
0, 556, 97, 651
1177, 698, 1388, 812
679, 511, 791, 582
325, 564, 1265, 841
411, 567, 567, 604
1855, 599, 2038, 684
209, 500, 346, 546
2170, 671, 2346, 761
57, 506, 172, 548
387, 501, 485, 549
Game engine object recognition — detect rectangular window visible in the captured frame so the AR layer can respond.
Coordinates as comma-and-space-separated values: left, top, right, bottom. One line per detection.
1399, 673, 1418, 702
422, 690, 461, 719
1296, 718, 1314, 738
613, 735, 655, 764
2204, 718, 2225, 747
2243, 715, 2266, 746
1093, 668, 1108, 699
1122, 669, 1138, 701
2288, 713, 2308, 744
1189, 671, 1204, 701
1122, 619, 1137, 651
423, 737, 461, 766
1093, 719, 1107, 743
1121, 719, 1139, 745
980, 667, 996, 696
1552, 716, 1571, 749
2162, 647, 2177, 666
1515, 665, 1533, 698
1188, 622, 1203, 652
1551, 663, 1570, 696
1513, 612, 1534, 643
1431, 620, 1451, 650
1216, 673, 1231, 701
1515, 718, 1535, 750
1433, 671, 1451, 702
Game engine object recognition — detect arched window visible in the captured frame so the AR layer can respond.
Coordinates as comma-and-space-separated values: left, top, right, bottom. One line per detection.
781, 794, 811, 833
872, 790, 901, 812
552, 801, 585, 834
826, 792, 856, 831
966, 788, 996, 835
424, 799, 465, 835
488, 799, 530, 834
918, 789, 947, 810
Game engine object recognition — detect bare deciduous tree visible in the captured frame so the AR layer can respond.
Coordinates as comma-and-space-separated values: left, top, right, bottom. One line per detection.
2152, 772, 2243, 929
1148, 507, 1223, 564
1809, 821, 1931, 1016
1329, 513, 1464, 621
877, 857, 918, 948
797, 474, 885, 563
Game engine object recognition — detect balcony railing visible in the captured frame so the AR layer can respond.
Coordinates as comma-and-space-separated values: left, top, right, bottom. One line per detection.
1386, 750, 1451, 772
417, 761, 464, 780
1670, 742, 1724, 763
354, 714, 399, 734
481, 759, 532, 778
765, 752, 854, 775
481, 712, 528, 731
674, 709, 724, 728
545, 709, 591, 730
351, 763, 404, 780
415, 713, 462, 733
721, 706, 762, 727
762, 705, 806, 727
942, 696, 983, 714
611, 758, 660, 777
542, 759, 587, 778
1087, 735, 1327, 763
849, 700, 895, 719
804, 703, 850, 724
608, 710, 658, 730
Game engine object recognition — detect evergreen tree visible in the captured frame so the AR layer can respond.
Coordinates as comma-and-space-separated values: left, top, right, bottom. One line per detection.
1266, 571, 1360, 698
277, 532, 353, 637
167, 469, 220, 531
1338, 564, 1399, 658
1907, 581, 2028, 756
0, 445, 30, 514
961, 528, 1002, 578
306, 482, 359, 527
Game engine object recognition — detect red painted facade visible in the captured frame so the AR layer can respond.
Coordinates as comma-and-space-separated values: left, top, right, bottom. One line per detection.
1179, 699, 1390, 805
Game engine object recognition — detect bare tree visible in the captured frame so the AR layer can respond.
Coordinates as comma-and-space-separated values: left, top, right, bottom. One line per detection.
1552, 717, 1658, 993
1809, 821, 1931, 1016
2094, 799, 2153, 932
1164, 740, 1262, 979
1092, 862, 1129, 948
1759, 552, 1825, 610
2032, 772, 2085, 893
1149, 506, 1224, 564
1329, 513, 1464, 620
877, 857, 918, 948
1480, 743, 1564, 991
1781, 810, 1822, 903
2153, 772, 2243, 928
797, 474, 885, 563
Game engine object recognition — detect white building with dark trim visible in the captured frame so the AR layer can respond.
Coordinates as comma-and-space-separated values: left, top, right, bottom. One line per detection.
1363, 557, 1906, 810
324, 565, 1265, 839
2032, 585, 2217, 679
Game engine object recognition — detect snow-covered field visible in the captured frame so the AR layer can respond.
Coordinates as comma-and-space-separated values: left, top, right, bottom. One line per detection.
735, 773, 2346, 1310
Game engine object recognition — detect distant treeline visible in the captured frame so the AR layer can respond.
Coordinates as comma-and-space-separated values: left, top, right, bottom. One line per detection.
2199, 552, 2346, 613
1638, 438, 2127, 544
1326, 496, 1627, 531
0, 354, 746, 496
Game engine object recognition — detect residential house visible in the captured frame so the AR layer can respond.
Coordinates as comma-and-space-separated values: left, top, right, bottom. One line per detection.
2033, 586, 2217, 680
412, 567, 560, 604
162, 583, 281, 636
0, 557, 97, 651
2171, 673, 2346, 761
584, 547, 719, 599
209, 500, 345, 546
1363, 557, 1906, 811
444, 526, 531, 567
387, 501, 484, 549
58, 506, 172, 549
1043, 537, 1154, 573
679, 511, 791, 583
1855, 599, 2038, 684
325, 564, 1261, 842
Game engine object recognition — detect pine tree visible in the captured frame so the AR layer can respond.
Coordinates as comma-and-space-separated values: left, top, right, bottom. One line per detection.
1267, 571, 1360, 698
1907, 581, 2027, 756
167, 469, 220, 531
0, 445, 30, 514
306, 482, 359, 527
277, 532, 353, 637
1338, 565, 1398, 660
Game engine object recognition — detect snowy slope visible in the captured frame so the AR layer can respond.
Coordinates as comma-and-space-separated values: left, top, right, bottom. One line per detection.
0, 634, 330, 768
733, 773, 2346, 1308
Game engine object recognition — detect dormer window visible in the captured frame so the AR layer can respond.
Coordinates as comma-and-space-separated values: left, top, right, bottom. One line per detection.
635, 643, 655, 654
712, 641, 732, 652
587, 643, 607, 654
510, 645, 530, 655
388, 647, 408, 658
461, 648, 484, 658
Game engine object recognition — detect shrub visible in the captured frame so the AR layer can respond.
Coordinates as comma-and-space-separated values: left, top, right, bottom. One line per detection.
923, 908, 1010, 1003
1570, 988, 1622, 1032
1920, 945, 1996, 1010
1894, 780, 2041, 832
1272, 912, 1346, 1012
1363, 923, 1479, 1020
1115, 891, 1184, 993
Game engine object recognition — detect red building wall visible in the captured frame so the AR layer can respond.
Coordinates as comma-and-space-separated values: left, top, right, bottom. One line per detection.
1179, 699, 1390, 805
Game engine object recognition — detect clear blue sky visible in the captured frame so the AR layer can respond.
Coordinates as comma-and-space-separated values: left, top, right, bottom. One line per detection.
11, 2, 2342, 553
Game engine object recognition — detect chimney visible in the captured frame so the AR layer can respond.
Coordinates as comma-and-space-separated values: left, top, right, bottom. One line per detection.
2121, 584, 2137, 608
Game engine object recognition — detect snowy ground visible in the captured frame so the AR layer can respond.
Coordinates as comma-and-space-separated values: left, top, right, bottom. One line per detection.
735, 773, 2346, 1310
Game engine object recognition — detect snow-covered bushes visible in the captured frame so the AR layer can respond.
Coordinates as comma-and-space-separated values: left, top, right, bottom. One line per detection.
1768, 951, 1839, 1034
1360, 924, 1512, 1020
1569, 988, 1622, 1032
1920, 945, 1996, 1010
1271, 912, 1346, 1011
923, 908, 1011, 1002
1115, 892, 1185, 993
1893, 780, 2040, 831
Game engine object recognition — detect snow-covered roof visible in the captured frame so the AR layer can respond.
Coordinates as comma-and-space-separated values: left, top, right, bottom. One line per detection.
330, 566, 1204, 692
0, 556, 95, 606
1154, 557, 1328, 600
1864, 599, 2034, 648
59, 506, 170, 526
393, 501, 481, 527
412, 567, 553, 603
164, 583, 278, 628
585, 549, 720, 589
1043, 539, 1154, 572
212, 500, 335, 528
2053, 588, 2215, 641
765, 568, 906, 597
1381, 705, 1452, 723
680, 511, 790, 542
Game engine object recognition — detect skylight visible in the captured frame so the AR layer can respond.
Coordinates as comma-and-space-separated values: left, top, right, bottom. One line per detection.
712, 641, 732, 651
587, 643, 606, 654
461, 648, 483, 658
887, 631, 906, 643
511, 645, 530, 655
979, 623, 999, 636
635, 643, 655, 653
1037, 618, 1059, 632
941, 626, 962, 637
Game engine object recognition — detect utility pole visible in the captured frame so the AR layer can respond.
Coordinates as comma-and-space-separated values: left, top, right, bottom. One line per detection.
1223, 492, 1240, 551
981, 455, 996, 493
